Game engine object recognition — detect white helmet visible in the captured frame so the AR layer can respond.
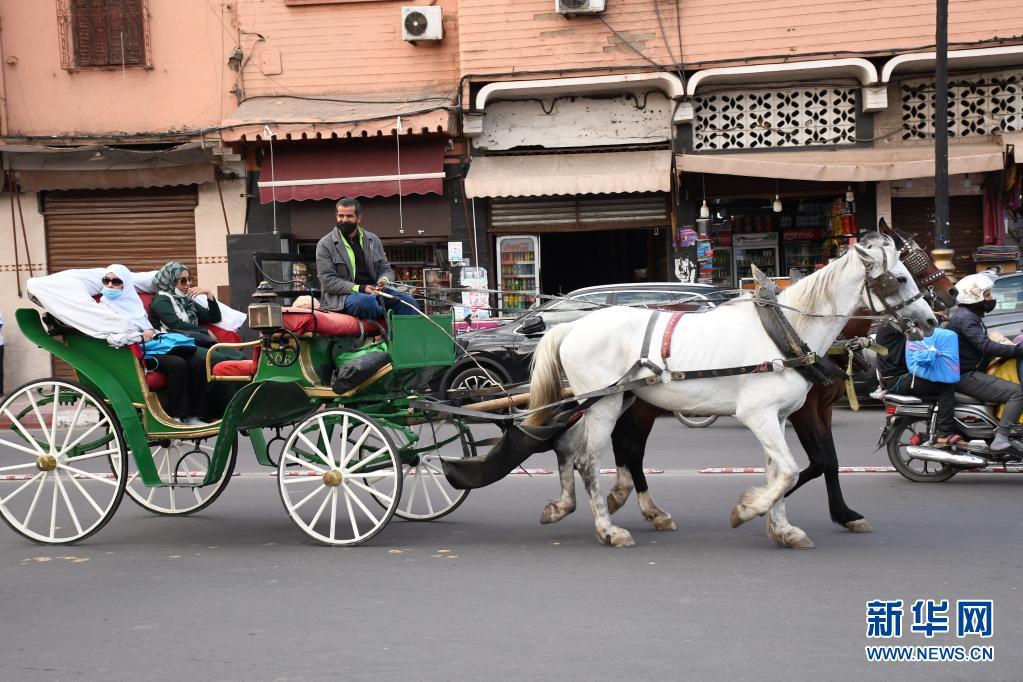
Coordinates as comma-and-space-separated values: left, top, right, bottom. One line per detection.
955, 273, 995, 305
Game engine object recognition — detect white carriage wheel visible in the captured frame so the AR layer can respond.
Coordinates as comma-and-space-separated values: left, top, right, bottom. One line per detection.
278, 408, 402, 546
123, 434, 238, 516
0, 379, 127, 544
385, 418, 473, 521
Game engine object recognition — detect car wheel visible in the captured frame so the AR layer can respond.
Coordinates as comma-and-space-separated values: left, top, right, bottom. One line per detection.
444, 365, 508, 401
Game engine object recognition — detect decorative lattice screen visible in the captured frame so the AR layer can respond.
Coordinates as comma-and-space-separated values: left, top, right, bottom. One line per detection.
692, 87, 858, 151
902, 69, 1023, 140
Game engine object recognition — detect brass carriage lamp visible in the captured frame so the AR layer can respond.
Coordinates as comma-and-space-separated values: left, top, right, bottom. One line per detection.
248, 281, 283, 330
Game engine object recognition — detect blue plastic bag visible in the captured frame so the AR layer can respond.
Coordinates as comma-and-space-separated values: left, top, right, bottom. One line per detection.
141, 332, 196, 357
905, 328, 960, 384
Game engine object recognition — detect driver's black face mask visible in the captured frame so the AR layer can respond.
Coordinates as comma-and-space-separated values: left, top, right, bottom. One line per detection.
337, 220, 358, 237
981, 298, 997, 313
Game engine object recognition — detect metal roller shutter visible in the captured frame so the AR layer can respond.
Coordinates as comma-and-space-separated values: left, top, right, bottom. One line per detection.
43, 187, 199, 378
891, 196, 983, 277
489, 194, 670, 233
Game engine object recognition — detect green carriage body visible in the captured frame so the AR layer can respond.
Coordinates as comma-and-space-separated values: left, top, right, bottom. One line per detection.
13, 308, 457, 486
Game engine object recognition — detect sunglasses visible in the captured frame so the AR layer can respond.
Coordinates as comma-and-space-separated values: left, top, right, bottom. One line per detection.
101, 277, 123, 286
178, 276, 191, 285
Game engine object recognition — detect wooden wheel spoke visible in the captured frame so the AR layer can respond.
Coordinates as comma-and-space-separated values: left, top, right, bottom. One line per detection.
59, 397, 87, 453
346, 477, 392, 505
296, 430, 331, 469
3, 409, 47, 457
22, 471, 48, 530
343, 483, 380, 527
1, 472, 45, 506
56, 464, 118, 486
53, 471, 84, 536
290, 482, 329, 513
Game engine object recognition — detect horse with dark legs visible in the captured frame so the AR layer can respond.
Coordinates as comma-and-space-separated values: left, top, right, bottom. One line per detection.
542, 223, 957, 544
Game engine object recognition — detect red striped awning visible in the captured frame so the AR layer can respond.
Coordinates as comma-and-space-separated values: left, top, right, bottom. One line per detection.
258, 139, 446, 203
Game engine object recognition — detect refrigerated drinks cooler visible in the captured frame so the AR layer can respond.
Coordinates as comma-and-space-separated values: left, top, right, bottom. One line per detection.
496, 235, 540, 316
733, 233, 780, 281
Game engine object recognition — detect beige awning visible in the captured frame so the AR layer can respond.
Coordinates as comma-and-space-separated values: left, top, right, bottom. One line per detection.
464, 150, 672, 198
677, 143, 1006, 182
3, 142, 215, 190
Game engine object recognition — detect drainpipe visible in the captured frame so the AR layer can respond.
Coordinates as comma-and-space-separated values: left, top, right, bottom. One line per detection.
0, 15, 10, 137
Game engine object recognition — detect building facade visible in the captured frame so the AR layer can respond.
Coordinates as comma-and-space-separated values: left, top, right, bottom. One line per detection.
0, 0, 242, 389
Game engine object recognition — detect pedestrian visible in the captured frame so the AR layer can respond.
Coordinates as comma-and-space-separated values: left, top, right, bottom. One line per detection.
315, 197, 419, 319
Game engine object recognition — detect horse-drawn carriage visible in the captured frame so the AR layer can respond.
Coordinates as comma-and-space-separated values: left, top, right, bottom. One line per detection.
0, 294, 479, 546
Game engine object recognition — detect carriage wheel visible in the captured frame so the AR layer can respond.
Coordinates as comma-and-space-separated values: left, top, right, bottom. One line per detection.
0, 379, 127, 544
123, 434, 238, 516
384, 418, 473, 521
278, 408, 402, 546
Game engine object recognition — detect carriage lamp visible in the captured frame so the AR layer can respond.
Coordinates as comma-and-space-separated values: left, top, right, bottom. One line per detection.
248, 281, 283, 330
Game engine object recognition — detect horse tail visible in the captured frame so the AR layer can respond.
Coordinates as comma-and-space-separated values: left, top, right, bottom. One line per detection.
523, 322, 574, 427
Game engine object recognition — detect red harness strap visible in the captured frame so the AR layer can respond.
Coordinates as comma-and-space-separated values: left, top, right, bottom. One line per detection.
660, 311, 685, 360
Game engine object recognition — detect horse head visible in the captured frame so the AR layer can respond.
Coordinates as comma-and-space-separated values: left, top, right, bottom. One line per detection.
877, 217, 957, 309
854, 232, 938, 339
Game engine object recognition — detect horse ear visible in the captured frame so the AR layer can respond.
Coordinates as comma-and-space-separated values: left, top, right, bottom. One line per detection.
751, 263, 771, 287
877, 217, 890, 234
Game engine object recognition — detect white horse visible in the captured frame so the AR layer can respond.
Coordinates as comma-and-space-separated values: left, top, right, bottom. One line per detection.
525, 234, 937, 548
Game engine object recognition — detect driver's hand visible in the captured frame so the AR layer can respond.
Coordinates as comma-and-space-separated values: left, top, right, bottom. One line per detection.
142, 329, 158, 342
361, 284, 379, 295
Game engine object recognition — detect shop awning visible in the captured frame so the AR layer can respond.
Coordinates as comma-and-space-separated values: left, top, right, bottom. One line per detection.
221, 96, 454, 142
463, 150, 672, 198
1, 142, 214, 190
676, 143, 1006, 182
257, 139, 447, 203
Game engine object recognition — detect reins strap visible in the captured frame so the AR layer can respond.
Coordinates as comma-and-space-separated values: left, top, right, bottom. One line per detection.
753, 286, 840, 387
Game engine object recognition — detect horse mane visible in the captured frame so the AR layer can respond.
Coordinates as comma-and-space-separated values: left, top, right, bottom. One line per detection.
775, 233, 894, 336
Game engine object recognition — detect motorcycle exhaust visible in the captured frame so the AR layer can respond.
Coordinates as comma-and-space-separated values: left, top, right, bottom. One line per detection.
905, 446, 988, 468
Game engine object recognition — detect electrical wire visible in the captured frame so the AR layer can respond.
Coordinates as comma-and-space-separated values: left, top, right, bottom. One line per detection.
597, 15, 664, 71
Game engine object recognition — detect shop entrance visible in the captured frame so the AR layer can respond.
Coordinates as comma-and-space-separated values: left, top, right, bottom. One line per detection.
539, 228, 662, 295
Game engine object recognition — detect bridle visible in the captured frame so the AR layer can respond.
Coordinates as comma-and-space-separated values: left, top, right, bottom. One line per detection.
892, 231, 951, 307
861, 237, 929, 335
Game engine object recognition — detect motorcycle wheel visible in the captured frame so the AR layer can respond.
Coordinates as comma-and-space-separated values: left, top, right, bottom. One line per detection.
886, 417, 960, 483
674, 413, 719, 428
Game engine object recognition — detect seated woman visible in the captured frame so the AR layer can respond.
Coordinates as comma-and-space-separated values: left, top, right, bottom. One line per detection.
150, 262, 221, 343
100, 264, 209, 426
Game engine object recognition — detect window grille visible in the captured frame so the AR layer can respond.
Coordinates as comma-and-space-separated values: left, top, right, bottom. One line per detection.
57, 0, 152, 71
902, 69, 1023, 140
692, 87, 857, 151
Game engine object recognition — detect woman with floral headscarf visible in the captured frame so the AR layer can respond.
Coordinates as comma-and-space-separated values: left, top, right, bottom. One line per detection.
99, 264, 209, 425
149, 262, 222, 343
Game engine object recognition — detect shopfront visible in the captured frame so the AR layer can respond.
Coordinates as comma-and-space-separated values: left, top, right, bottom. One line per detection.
679, 173, 868, 288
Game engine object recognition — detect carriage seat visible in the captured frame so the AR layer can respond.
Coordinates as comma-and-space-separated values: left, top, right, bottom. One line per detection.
280, 307, 385, 338
132, 292, 244, 389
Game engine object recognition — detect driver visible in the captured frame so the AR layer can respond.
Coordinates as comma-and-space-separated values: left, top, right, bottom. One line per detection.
948, 273, 1023, 454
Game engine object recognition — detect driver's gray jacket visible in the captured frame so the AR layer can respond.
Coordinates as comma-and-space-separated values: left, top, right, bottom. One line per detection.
315, 227, 395, 312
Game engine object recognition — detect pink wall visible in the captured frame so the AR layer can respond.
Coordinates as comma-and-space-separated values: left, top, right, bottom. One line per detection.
0, 0, 236, 138
235, 0, 461, 100
458, 0, 1023, 74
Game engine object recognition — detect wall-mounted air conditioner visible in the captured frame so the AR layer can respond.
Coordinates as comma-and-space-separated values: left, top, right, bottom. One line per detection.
556, 0, 607, 15
402, 6, 443, 42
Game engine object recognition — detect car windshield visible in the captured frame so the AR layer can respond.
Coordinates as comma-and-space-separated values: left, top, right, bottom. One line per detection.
527, 292, 607, 327
991, 276, 1023, 314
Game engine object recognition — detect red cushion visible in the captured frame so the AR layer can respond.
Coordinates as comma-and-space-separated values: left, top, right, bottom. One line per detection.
281, 308, 381, 337
146, 372, 167, 390
212, 359, 257, 377
207, 326, 241, 343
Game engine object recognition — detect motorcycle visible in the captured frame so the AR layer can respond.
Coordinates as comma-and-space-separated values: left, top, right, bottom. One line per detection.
880, 391, 1023, 482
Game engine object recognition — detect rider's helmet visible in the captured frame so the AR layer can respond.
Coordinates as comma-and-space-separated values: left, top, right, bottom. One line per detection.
955, 273, 995, 305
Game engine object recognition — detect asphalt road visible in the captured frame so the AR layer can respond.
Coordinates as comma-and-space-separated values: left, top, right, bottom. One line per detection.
2, 409, 1021, 681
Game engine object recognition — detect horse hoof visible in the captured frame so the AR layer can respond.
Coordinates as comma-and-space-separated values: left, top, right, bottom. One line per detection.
606, 492, 625, 515
541, 503, 571, 525
845, 519, 873, 533
608, 528, 636, 548
786, 532, 815, 550
652, 515, 677, 531
730, 506, 747, 528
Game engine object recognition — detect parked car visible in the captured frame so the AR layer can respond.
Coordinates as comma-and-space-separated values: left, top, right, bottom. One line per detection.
437, 282, 736, 399
984, 271, 1023, 339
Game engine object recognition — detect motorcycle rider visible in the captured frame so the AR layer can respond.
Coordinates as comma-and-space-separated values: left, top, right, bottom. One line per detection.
876, 320, 960, 446
948, 273, 1023, 454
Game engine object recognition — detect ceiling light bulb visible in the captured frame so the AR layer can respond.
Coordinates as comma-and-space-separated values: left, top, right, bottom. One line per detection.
845, 185, 855, 203
772, 194, 783, 213
699, 200, 710, 219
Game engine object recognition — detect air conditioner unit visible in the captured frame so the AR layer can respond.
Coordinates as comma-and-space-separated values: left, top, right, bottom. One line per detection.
402, 6, 443, 42
555, 0, 606, 15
